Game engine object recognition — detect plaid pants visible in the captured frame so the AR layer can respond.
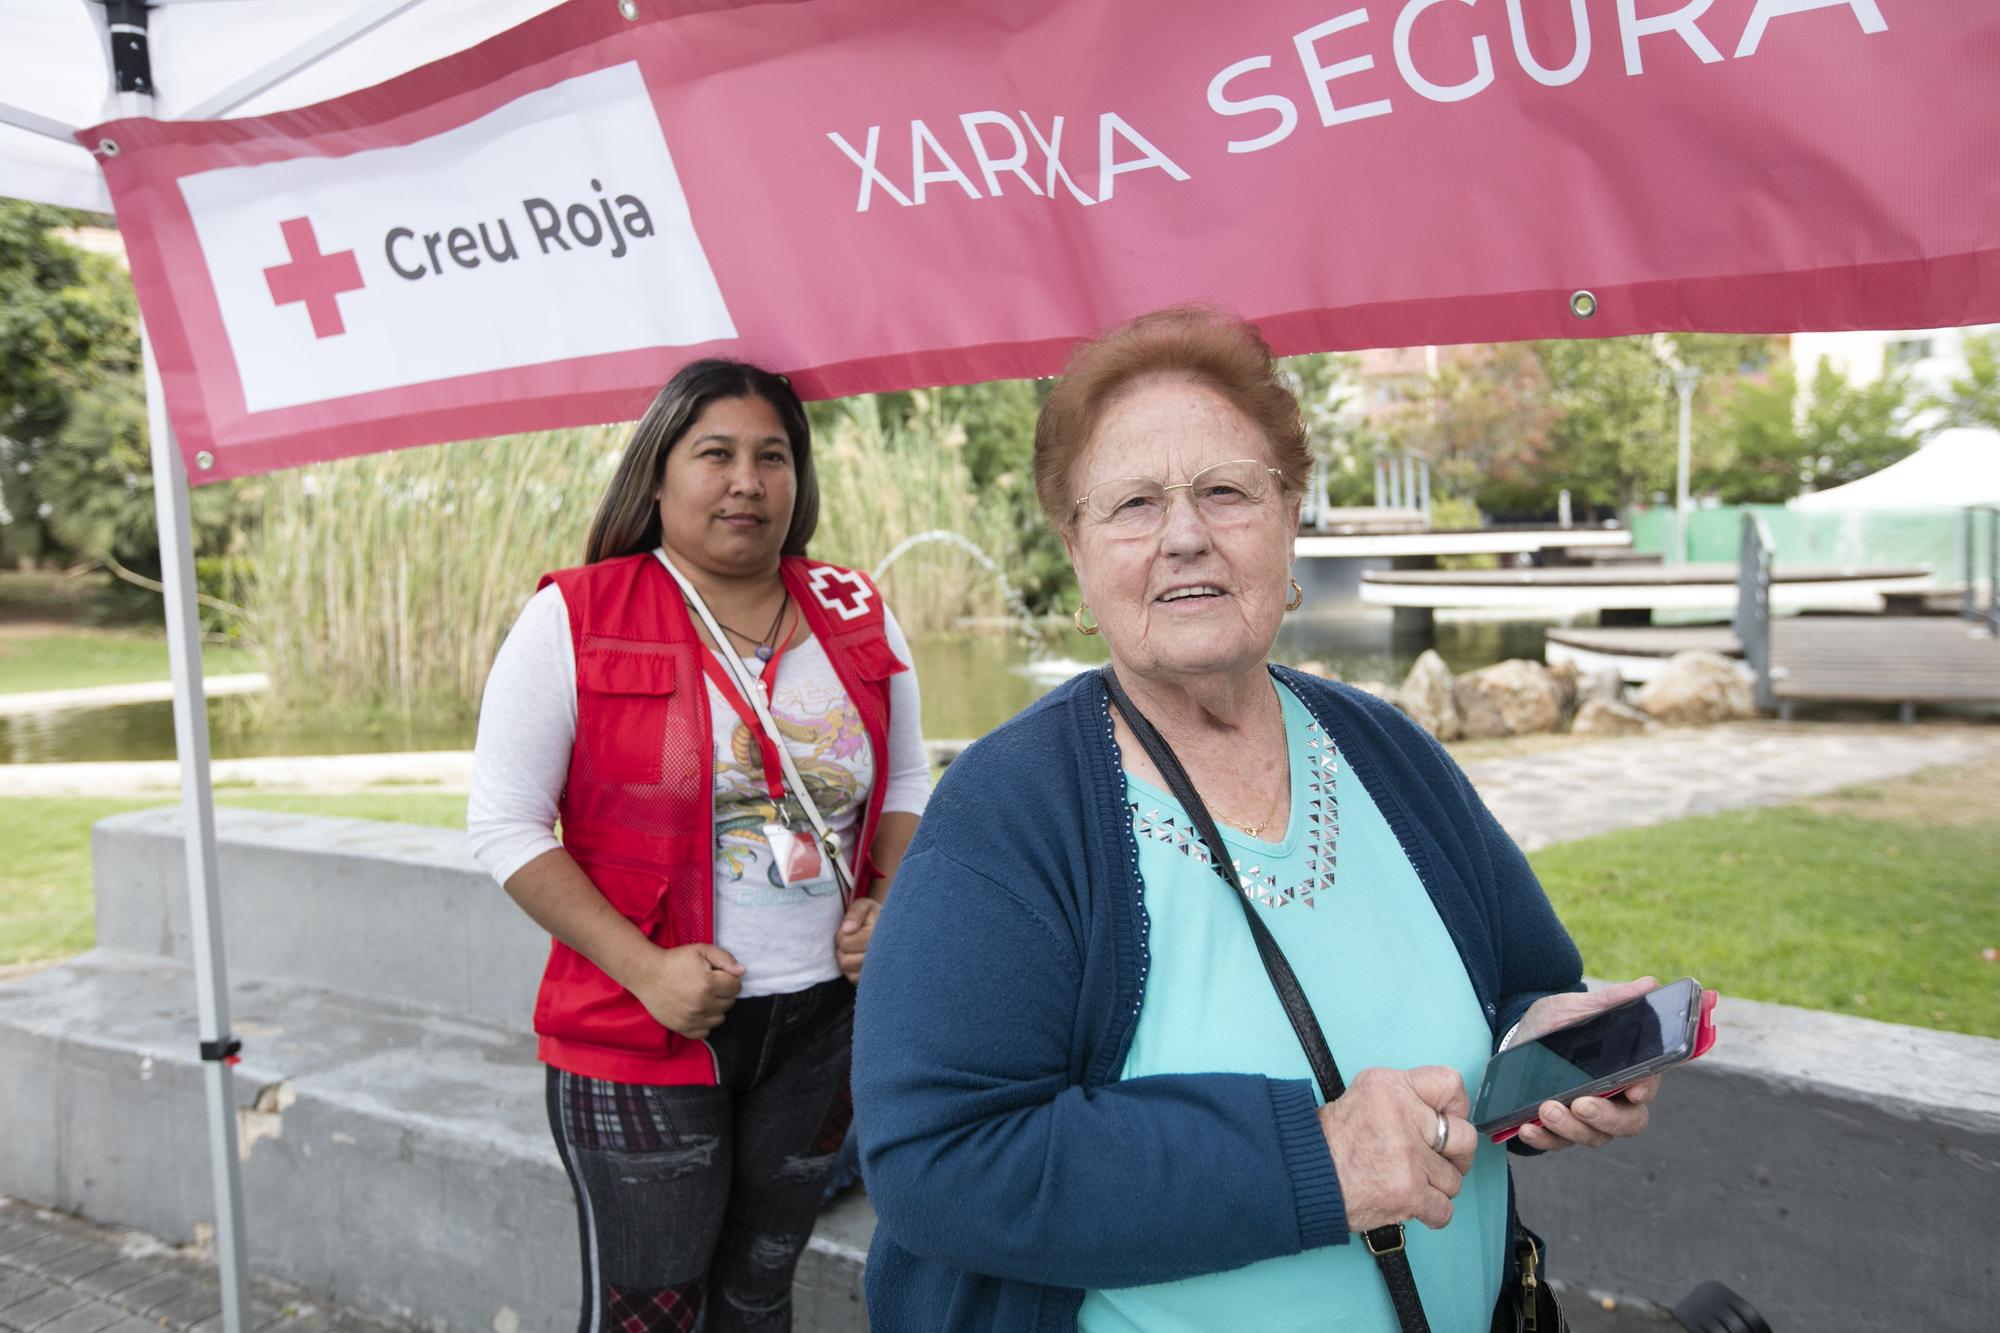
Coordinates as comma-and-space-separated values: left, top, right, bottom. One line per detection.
547, 978, 854, 1333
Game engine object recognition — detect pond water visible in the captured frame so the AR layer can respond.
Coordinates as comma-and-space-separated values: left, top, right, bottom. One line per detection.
0, 617, 1549, 764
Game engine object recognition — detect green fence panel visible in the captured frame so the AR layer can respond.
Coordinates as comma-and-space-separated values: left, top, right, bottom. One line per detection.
1625, 505, 1964, 574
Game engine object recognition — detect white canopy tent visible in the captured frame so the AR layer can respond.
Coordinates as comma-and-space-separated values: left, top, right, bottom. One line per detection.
1791, 427, 2000, 511
0, 0, 565, 209
0, 4, 564, 1328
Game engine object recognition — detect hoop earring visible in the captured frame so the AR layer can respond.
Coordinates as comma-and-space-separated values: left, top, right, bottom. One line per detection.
1074, 604, 1101, 636
1286, 578, 1304, 612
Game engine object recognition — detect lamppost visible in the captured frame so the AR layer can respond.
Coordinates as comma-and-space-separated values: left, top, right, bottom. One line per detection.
1673, 366, 1701, 564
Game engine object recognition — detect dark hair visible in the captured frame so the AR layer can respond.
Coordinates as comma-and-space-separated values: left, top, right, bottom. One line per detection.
585, 359, 818, 563
1033, 306, 1309, 532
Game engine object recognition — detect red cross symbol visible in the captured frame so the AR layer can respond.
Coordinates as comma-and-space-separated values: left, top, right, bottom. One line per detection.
806, 566, 874, 622
263, 217, 364, 338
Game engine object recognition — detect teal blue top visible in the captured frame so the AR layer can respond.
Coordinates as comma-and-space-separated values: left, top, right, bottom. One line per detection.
1079, 683, 1507, 1333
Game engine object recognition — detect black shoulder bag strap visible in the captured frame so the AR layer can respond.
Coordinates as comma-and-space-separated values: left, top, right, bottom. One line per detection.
1102, 666, 1434, 1333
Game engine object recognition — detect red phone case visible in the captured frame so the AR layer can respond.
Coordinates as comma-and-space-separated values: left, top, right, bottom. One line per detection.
1489, 987, 1718, 1144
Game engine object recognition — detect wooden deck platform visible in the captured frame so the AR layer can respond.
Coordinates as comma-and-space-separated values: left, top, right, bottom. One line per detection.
1296, 525, 1631, 560
1360, 563, 1934, 616
1544, 617, 2000, 706
1768, 617, 2000, 705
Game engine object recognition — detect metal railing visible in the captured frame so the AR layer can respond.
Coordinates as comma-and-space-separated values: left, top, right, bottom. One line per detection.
1964, 506, 1999, 635
1371, 450, 1431, 522
1734, 510, 1777, 713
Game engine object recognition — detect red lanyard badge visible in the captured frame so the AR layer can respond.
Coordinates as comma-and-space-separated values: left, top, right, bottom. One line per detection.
699, 626, 791, 805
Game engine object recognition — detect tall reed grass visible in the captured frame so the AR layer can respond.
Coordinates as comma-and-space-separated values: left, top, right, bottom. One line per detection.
250, 428, 620, 720
807, 390, 1025, 632
248, 396, 1028, 719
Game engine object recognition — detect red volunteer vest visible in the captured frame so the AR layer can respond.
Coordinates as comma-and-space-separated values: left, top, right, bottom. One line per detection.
532, 552, 905, 1085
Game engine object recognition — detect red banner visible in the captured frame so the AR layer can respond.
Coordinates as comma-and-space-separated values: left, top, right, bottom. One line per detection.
87, 0, 1998, 483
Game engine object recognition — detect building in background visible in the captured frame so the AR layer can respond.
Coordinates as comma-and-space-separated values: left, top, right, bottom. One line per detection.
1792, 325, 1998, 410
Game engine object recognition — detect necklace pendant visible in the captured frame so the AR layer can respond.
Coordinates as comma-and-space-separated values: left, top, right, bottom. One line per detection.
755, 644, 774, 662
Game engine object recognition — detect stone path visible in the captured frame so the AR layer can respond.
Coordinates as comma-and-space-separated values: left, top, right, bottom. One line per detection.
0, 1199, 403, 1333
1461, 720, 2000, 852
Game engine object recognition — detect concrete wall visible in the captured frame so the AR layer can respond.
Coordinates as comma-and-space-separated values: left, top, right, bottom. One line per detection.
93, 806, 543, 1029
1516, 991, 2000, 1329
9, 810, 2000, 1331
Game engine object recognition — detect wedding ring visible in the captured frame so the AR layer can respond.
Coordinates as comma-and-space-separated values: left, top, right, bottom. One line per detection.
1431, 1111, 1450, 1154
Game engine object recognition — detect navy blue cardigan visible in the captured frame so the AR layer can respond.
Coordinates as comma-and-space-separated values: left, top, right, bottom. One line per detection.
853, 667, 1582, 1332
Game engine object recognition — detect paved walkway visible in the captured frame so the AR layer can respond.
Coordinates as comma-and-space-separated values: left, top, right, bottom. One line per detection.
0, 1198, 402, 1333
0, 676, 268, 719
1461, 720, 2000, 851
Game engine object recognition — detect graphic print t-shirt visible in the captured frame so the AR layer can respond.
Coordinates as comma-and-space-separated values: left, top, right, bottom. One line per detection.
705, 638, 870, 995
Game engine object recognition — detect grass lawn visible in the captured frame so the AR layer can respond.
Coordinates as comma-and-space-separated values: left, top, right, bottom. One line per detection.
5, 757, 1997, 1040
0, 631, 258, 695
1529, 755, 2000, 1039
0, 791, 468, 966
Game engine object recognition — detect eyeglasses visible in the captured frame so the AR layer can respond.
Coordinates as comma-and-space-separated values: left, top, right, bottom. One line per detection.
1074, 458, 1284, 536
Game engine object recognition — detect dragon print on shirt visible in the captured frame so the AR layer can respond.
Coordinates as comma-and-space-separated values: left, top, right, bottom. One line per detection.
710, 668, 870, 905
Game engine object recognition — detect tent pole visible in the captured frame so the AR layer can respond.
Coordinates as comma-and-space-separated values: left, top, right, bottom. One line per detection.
0, 101, 81, 144
144, 328, 252, 1333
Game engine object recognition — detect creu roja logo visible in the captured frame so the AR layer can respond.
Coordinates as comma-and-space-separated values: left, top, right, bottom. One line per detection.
261, 183, 661, 340
383, 179, 659, 280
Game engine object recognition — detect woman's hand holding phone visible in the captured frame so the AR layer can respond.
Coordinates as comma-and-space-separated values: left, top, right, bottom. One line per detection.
1508, 977, 1664, 1154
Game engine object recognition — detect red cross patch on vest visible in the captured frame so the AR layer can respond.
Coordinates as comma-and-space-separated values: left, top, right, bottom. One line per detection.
806, 564, 876, 622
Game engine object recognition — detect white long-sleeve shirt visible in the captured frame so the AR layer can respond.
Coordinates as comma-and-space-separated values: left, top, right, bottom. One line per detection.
468, 581, 931, 995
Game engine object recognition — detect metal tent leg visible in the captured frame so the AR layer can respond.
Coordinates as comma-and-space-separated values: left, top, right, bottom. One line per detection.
145, 332, 252, 1333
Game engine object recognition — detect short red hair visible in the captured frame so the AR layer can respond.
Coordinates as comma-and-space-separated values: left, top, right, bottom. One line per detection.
1033, 306, 1310, 531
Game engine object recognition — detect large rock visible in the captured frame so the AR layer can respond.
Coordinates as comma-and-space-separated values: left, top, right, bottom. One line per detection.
1634, 651, 1756, 725
1546, 658, 1582, 713
1578, 665, 1626, 706
1397, 649, 1460, 740
1453, 659, 1563, 738
1571, 697, 1657, 737
1348, 680, 1396, 704
1292, 659, 1336, 680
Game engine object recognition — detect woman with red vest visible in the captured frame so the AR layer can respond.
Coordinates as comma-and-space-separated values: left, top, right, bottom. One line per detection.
468, 359, 930, 1332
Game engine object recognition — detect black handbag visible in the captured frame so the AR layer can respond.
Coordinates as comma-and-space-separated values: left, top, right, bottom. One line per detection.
1101, 667, 1567, 1333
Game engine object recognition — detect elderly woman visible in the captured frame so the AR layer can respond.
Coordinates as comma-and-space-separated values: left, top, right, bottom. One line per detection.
853, 309, 1661, 1332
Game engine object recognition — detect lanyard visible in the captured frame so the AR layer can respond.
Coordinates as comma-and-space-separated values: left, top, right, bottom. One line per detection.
699, 624, 791, 805
655, 549, 860, 900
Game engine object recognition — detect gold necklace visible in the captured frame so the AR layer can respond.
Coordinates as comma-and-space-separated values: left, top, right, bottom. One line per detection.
1163, 686, 1286, 837
1215, 777, 1285, 839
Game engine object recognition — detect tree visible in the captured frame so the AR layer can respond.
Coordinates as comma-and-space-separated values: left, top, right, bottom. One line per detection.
808, 378, 1077, 616
1708, 358, 1928, 503
1282, 351, 1376, 505
32, 366, 238, 575
1529, 333, 1777, 511
1373, 344, 1558, 510
0, 200, 138, 563
1934, 330, 2000, 432
1796, 358, 1926, 489
1707, 366, 1805, 504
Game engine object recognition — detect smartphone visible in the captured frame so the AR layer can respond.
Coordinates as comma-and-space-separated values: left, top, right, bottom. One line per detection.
1472, 978, 1705, 1138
